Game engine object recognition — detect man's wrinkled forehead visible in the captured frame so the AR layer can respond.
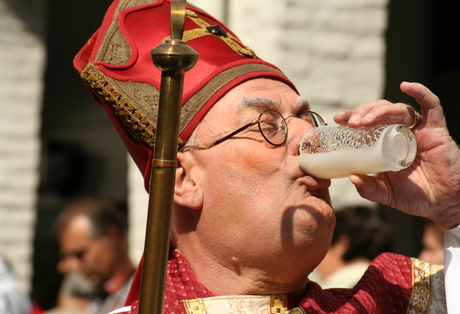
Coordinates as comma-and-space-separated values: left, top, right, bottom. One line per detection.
236, 96, 312, 115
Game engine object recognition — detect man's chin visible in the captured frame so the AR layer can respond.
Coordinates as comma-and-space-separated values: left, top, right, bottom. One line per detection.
298, 196, 335, 236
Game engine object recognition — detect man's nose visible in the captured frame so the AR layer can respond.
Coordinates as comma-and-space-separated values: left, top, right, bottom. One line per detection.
288, 116, 316, 138
286, 117, 316, 155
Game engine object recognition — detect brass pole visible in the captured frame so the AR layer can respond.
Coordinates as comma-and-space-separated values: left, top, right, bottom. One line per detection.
138, 1, 198, 313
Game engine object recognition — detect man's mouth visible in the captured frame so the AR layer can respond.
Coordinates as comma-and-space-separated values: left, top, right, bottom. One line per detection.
297, 173, 331, 190
294, 173, 331, 201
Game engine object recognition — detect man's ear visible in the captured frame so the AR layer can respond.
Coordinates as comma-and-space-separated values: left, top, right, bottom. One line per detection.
174, 152, 203, 209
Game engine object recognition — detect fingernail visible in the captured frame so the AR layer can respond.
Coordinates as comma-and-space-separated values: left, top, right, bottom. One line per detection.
362, 113, 374, 122
348, 114, 360, 124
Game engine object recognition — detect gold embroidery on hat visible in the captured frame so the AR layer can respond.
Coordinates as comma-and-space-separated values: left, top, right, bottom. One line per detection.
96, 0, 159, 65
81, 62, 160, 149
81, 62, 284, 149
180, 63, 284, 133
163, 9, 255, 58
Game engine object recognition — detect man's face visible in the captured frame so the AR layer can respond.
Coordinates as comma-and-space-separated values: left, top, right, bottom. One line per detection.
57, 215, 116, 289
179, 78, 335, 287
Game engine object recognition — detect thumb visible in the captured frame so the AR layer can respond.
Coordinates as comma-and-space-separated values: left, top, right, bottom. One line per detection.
349, 174, 391, 205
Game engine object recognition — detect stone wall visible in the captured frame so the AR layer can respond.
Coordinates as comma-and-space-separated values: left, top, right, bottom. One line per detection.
0, 0, 46, 293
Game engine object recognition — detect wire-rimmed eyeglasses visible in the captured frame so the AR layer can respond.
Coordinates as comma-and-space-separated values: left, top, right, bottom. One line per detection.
180, 110, 326, 151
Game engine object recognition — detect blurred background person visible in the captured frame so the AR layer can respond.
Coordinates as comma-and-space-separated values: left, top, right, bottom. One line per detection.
53, 197, 135, 314
45, 271, 94, 314
418, 218, 444, 265
0, 253, 31, 314
310, 206, 393, 289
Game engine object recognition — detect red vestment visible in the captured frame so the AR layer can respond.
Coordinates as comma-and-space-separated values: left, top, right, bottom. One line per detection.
112, 249, 443, 314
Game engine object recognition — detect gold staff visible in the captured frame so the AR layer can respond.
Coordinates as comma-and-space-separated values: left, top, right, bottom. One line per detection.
138, 1, 199, 313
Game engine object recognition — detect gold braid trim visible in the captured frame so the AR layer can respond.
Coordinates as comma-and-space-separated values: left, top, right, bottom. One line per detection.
81, 62, 284, 151
183, 295, 288, 314
270, 295, 288, 314
81, 62, 158, 149
183, 299, 208, 314
407, 258, 443, 314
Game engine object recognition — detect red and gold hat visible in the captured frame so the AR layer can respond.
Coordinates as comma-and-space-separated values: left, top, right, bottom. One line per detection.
74, 0, 297, 189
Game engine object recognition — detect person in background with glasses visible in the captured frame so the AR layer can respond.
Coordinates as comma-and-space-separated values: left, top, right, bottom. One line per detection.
53, 198, 135, 314
74, 1, 460, 313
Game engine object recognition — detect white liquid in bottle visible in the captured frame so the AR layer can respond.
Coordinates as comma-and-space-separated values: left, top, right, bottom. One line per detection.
298, 124, 417, 179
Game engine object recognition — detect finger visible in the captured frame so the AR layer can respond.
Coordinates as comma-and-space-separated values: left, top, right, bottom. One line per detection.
346, 102, 415, 128
345, 100, 391, 126
400, 82, 446, 129
333, 110, 352, 125
349, 174, 391, 205
400, 82, 440, 111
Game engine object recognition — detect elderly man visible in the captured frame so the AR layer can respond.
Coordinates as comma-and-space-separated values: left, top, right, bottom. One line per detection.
74, 1, 460, 313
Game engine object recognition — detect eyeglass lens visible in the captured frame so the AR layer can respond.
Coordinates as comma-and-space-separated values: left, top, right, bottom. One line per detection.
258, 111, 286, 145
258, 111, 325, 146
301, 111, 326, 127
